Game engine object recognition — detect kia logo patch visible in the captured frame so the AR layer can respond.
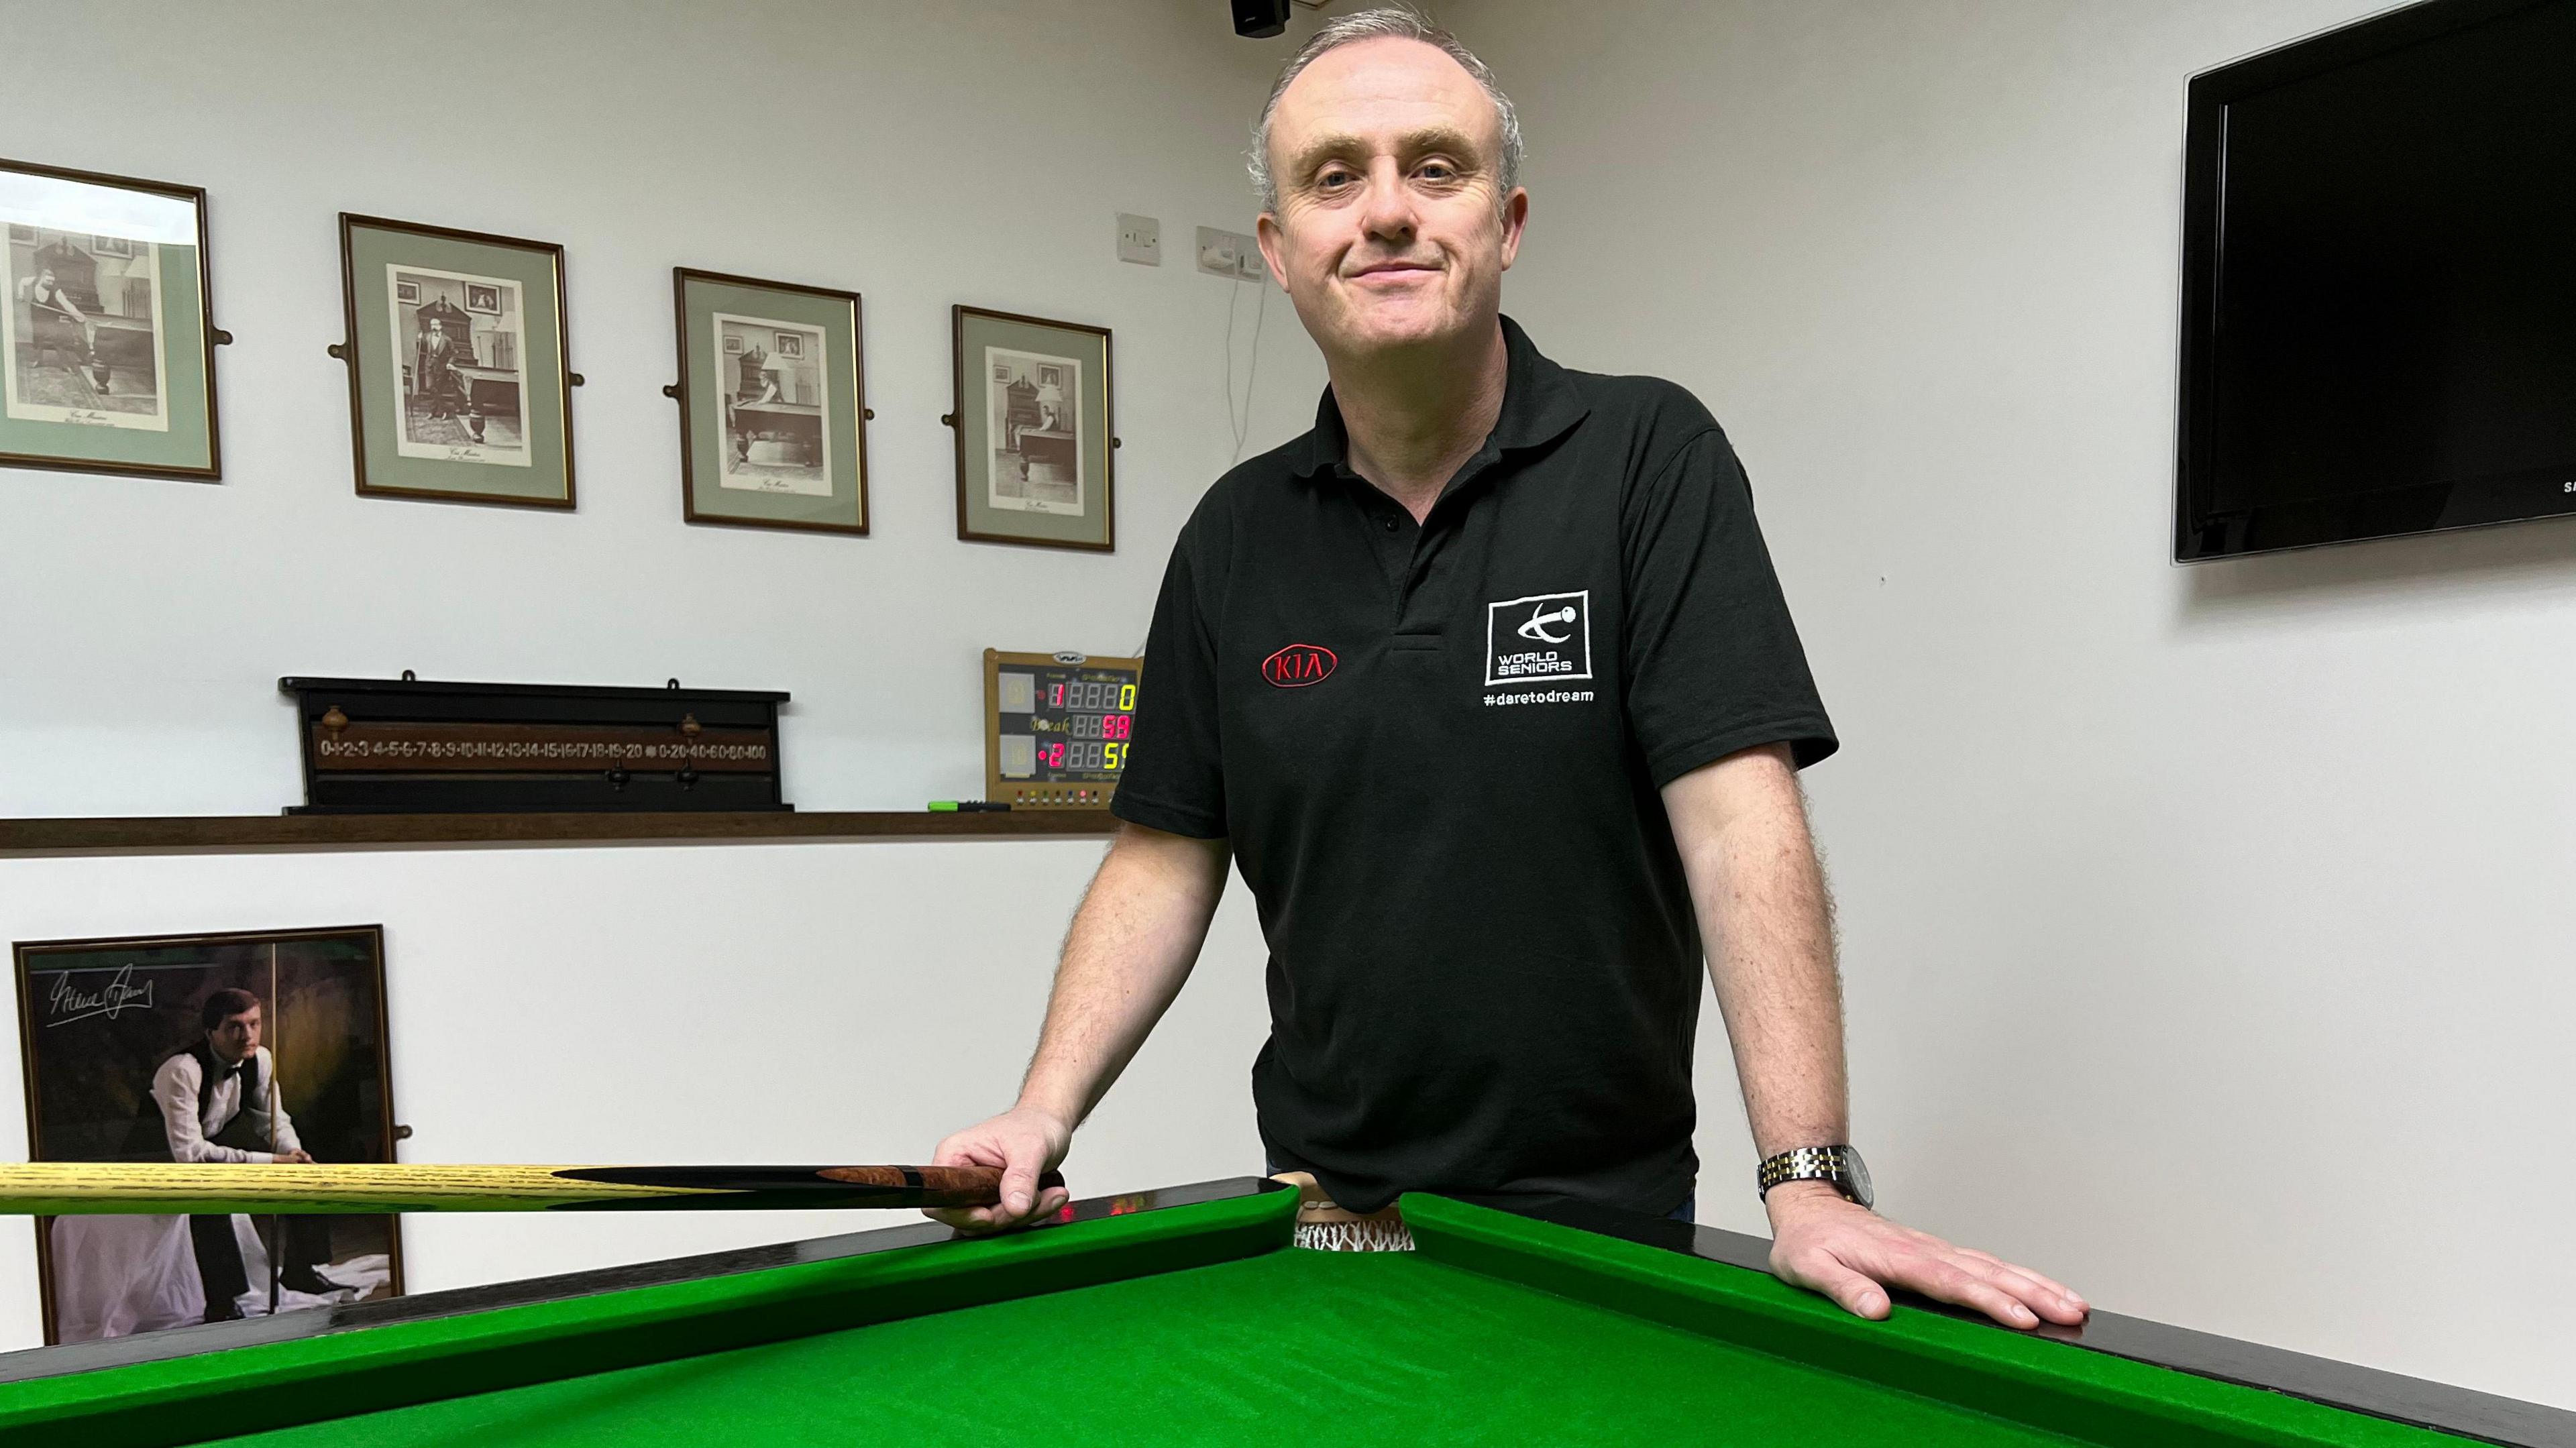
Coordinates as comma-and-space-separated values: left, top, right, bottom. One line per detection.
1261, 644, 1338, 688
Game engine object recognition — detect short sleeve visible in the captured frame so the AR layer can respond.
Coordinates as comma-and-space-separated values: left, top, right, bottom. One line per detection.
1623, 430, 1837, 785
1112, 526, 1228, 838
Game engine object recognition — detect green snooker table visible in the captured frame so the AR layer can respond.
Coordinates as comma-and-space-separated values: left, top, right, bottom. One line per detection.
0, 1178, 2563, 1447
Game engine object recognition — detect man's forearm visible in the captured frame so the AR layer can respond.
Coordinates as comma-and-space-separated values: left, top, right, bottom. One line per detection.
1014, 822, 1230, 1128
1663, 745, 1847, 1160
1668, 750, 2088, 1329
249, 1107, 303, 1158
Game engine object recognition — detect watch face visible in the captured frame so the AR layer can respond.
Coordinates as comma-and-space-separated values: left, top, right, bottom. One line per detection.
1841, 1149, 1874, 1210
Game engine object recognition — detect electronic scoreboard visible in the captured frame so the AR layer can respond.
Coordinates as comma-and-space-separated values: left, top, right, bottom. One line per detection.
983, 649, 1142, 809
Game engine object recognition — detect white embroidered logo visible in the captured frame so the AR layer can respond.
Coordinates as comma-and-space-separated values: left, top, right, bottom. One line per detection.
1485, 590, 1593, 687
1517, 604, 1578, 644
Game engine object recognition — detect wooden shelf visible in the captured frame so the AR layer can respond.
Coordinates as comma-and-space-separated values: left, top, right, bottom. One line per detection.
0, 811, 1120, 858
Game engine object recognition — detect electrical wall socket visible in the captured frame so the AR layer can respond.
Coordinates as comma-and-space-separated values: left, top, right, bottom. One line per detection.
1196, 225, 1261, 282
1116, 213, 1161, 266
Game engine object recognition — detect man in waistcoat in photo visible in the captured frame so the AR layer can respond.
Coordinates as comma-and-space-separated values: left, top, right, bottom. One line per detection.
131, 988, 343, 1322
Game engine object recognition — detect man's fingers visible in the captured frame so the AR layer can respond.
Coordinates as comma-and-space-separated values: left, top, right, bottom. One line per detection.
924, 1133, 1017, 1233
1778, 1250, 1890, 1320
924, 1106, 1073, 1232
1953, 1248, 2087, 1316
998, 1158, 1044, 1217
1764, 1197, 2089, 1330
1798, 1243, 2086, 1329
1943, 1245, 2086, 1319
928, 1183, 1067, 1235
932, 1135, 1006, 1170
1969, 1260, 2087, 1323
1894, 1254, 2047, 1329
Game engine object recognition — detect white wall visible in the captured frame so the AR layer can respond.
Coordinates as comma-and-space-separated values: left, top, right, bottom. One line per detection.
13, 0, 2566, 1407
0, 0, 1327, 1349
1, 0, 1324, 816
1461, 0, 2575, 1407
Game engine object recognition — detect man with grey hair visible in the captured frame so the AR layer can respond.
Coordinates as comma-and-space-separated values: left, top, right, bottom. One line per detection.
931, 7, 2086, 1333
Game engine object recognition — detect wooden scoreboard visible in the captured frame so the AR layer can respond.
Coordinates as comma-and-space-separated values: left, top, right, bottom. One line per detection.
983, 649, 1142, 809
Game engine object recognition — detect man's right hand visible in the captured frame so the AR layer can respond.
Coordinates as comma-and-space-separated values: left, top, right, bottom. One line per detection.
921, 825, 1228, 1235
926, 1106, 1073, 1233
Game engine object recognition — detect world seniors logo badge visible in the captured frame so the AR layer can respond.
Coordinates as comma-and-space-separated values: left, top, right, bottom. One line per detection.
1484, 590, 1592, 687
1261, 643, 1338, 688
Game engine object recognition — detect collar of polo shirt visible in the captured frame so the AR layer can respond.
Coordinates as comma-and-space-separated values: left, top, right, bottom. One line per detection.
1287, 316, 1592, 488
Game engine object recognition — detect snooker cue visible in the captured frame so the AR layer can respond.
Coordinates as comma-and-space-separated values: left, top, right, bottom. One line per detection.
0, 1163, 1067, 1215
265, 945, 282, 1318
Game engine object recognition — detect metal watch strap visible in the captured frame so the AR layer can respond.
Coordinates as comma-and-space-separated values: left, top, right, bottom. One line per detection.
1756, 1144, 1866, 1205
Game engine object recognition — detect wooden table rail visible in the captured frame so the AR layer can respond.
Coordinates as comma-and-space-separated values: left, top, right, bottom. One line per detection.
0, 811, 1120, 858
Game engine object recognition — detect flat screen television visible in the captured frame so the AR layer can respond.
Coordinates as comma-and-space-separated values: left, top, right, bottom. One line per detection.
2176, 0, 2576, 560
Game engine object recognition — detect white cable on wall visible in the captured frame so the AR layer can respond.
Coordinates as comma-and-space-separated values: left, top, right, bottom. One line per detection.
1224, 272, 1269, 465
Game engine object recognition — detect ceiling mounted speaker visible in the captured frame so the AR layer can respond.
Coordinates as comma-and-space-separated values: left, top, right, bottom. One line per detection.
1232, 0, 1290, 38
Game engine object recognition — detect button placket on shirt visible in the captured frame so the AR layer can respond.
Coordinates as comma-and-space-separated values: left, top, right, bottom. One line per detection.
1338, 442, 1505, 630
1394, 516, 1446, 628
1368, 506, 1415, 603
1395, 446, 1504, 627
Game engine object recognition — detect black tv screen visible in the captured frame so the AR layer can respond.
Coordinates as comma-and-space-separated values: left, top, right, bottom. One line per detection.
2176, 0, 2576, 560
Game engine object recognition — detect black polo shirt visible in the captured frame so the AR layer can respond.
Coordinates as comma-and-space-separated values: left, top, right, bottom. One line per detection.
1113, 316, 1836, 1216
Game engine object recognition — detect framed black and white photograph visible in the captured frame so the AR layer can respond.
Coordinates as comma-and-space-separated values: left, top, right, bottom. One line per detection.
389, 266, 526, 465
950, 305, 1114, 551
13, 232, 166, 435
334, 213, 575, 508
983, 347, 1084, 515
13, 926, 403, 1345
669, 268, 869, 535
712, 313, 828, 494
0, 157, 224, 481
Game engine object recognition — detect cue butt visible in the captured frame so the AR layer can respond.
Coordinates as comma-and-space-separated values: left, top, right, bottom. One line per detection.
816, 1164, 1072, 1206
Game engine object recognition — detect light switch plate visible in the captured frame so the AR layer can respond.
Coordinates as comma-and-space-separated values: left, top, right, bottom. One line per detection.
1196, 225, 1258, 280
1116, 213, 1161, 266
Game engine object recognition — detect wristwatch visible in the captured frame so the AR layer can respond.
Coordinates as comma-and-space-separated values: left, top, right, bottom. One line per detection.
1756, 1145, 1873, 1209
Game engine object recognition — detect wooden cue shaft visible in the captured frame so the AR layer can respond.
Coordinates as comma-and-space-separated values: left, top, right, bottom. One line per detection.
0, 1163, 1066, 1215
266, 942, 282, 1316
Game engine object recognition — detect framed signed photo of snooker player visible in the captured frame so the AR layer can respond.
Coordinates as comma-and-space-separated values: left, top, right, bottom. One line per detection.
12, 926, 404, 1344
0, 156, 227, 482
669, 268, 870, 535
333, 214, 577, 508
948, 305, 1115, 551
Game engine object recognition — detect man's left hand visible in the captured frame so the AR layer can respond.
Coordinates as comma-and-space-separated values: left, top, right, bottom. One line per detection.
1764, 1182, 2087, 1329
